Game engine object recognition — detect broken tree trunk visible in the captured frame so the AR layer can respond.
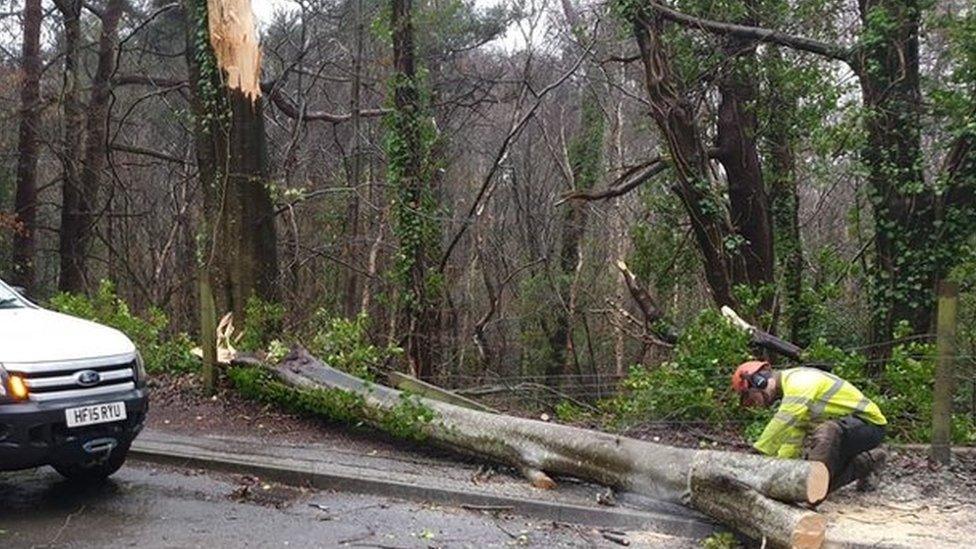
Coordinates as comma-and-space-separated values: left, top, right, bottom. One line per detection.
270, 348, 828, 547
184, 0, 279, 324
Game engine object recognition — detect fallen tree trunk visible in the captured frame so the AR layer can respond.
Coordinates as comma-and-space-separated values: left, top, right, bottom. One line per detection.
264, 348, 828, 547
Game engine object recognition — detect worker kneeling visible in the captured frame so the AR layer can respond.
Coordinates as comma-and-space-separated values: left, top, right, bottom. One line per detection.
732, 361, 887, 498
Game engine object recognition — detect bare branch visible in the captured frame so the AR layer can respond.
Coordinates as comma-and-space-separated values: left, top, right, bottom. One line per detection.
112, 74, 186, 87
644, 1, 851, 64
438, 45, 592, 272
260, 80, 388, 122
557, 157, 666, 204
616, 260, 679, 344
600, 53, 641, 64
110, 143, 186, 164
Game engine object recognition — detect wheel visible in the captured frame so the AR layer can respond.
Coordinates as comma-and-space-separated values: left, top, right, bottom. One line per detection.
53, 442, 130, 483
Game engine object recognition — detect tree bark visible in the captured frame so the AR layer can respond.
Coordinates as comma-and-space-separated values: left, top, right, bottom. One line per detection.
714, 14, 775, 316
184, 0, 279, 322
56, 0, 86, 293
616, 260, 679, 344
342, 0, 365, 318
75, 0, 125, 289
270, 348, 829, 546
11, 0, 42, 292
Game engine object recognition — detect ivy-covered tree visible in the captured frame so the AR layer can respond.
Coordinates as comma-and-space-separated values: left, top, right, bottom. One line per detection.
611, 0, 779, 324
387, 0, 442, 380
626, 0, 975, 355
545, 0, 607, 386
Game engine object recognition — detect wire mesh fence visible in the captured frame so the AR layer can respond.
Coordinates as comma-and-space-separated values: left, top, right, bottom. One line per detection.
427, 339, 976, 446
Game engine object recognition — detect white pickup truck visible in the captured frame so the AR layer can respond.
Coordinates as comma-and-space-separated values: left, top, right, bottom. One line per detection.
0, 278, 148, 481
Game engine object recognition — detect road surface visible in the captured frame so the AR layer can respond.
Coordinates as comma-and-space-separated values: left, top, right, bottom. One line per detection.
0, 462, 689, 548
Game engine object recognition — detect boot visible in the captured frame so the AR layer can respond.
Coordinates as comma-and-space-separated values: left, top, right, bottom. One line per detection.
854, 448, 888, 492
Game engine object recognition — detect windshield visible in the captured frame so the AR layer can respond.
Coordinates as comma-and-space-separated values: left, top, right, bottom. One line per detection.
0, 280, 26, 308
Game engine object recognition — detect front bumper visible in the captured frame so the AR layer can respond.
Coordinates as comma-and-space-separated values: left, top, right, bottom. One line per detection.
0, 388, 148, 471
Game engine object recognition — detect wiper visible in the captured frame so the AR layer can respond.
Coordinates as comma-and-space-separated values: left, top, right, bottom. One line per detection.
0, 297, 22, 308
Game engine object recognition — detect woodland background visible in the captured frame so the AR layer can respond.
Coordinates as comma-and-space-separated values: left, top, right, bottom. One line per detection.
0, 0, 974, 441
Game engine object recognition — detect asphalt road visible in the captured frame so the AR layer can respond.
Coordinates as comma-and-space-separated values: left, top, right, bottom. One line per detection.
0, 462, 686, 548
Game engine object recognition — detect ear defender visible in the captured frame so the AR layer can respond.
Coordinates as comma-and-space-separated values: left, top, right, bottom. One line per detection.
750, 371, 770, 390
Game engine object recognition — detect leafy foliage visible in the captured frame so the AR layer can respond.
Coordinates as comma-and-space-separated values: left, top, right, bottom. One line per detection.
228, 364, 370, 425
49, 280, 196, 374
700, 531, 742, 549
238, 296, 285, 353
308, 311, 402, 381
805, 326, 976, 443
629, 188, 697, 311
554, 399, 588, 423
601, 310, 760, 426
380, 392, 438, 442
513, 272, 563, 375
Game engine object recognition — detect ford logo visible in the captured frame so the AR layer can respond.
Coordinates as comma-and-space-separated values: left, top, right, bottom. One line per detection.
76, 370, 101, 387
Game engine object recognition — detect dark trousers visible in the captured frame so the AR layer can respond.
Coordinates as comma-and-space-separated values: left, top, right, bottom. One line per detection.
804, 415, 885, 494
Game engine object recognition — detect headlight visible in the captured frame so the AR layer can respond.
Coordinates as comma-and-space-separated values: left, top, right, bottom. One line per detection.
133, 351, 148, 388
0, 365, 29, 403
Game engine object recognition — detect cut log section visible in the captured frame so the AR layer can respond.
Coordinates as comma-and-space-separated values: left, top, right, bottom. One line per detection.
689, 466, 826, 549
266, 348, 828, 546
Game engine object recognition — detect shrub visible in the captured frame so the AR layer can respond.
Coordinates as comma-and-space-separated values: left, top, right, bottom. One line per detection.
555, 400, 588, 423
602, 309, 760, 426
49, 280, 196, 374
805, 327, 976, 443
307, 311, 402, 381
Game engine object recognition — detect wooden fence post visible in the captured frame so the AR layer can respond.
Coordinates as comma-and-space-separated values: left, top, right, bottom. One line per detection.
931, 281, 958, 465
200, 269, 217, 395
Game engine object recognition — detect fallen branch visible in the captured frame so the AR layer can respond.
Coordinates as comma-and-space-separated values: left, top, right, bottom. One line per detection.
459, 503, 514, 512
615, 260, 679, 344
601, 531, 630, 546
260, 80, 389, 123
453, 381, 601, 414
721, 306, 805, 362
644, 1, 850, 64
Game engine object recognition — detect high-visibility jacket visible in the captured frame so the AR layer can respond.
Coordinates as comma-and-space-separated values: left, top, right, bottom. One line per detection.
754, 367, 887, 458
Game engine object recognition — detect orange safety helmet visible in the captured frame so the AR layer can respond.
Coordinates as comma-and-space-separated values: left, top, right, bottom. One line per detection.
731, 360, 770, 393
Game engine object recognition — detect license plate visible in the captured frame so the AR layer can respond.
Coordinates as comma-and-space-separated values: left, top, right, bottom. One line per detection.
65, 402, 127, 428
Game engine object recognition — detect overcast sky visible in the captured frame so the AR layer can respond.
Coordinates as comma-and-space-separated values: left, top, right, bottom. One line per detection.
252, 0, 293, 23
0, 0, 541, 56
251, 0, 540, 52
